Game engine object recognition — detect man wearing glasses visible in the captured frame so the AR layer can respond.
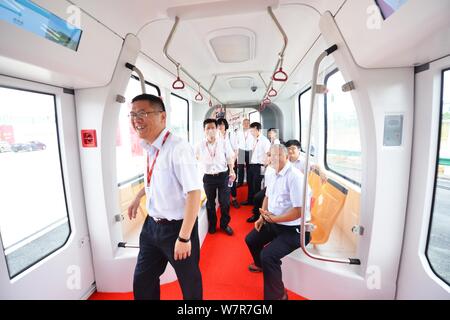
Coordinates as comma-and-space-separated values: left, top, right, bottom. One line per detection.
127, 94, 203, 300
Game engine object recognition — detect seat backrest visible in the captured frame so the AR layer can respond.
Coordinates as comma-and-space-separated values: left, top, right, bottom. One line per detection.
310, 178, 347, 245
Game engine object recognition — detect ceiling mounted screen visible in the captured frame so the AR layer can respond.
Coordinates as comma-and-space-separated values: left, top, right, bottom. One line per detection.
0, 0, 82, 51
375, 0, 409, 19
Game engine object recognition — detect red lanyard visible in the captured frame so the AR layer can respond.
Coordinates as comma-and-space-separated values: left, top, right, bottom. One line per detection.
147, 131, 171, 187
206, 141, 217, 159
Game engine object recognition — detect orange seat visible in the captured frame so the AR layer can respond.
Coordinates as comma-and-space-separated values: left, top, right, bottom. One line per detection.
310, 179, 347, 245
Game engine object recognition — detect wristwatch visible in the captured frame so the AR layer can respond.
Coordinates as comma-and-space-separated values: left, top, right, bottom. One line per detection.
177, 236, 190, 243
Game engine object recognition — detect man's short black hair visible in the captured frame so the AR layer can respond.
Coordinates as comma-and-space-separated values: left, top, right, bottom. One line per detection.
285, 140, 301, 149
217, 118, 229, 130
250, 122, 262, 131
203, 118, 217, 128
132, 94, 165, 112
268, 128, 277, 134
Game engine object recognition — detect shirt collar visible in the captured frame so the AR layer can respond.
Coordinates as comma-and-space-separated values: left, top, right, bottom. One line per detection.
140, 127, 169, 152
277, 161, 292, 177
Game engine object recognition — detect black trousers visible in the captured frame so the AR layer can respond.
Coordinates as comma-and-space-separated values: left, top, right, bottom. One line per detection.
203, 171, 231, 229
247, 164, 264, 203
237, 149, 250, 185
251, 187, 266, 217
245, 223, 310, 300
133, 216, 202, 300
229, 162, 237, 198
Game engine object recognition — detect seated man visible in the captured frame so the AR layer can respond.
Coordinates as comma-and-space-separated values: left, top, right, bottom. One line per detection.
285, 139, 326, 182
245, 144, 311, 300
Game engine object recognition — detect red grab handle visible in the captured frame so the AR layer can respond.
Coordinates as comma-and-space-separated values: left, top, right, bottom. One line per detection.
172, 77, 185, 90
272, 68, 288, 82
268, 88, 278, 97
195, 92, 204, 101
263, 97, 271, 105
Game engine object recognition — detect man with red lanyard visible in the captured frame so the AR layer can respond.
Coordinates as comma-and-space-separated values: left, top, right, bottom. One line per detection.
196, 119, 236, 236
127, 94, 202, 300
236, 118, 254, 190
245, 122, 271, 206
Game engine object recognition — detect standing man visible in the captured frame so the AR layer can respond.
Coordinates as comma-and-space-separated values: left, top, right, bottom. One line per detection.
196, 119, 236, 236
235, 118, 254, 188
267, 128, 281, 145
245, 144, 311, 300
242, 122, 271, 206
217, 118, 240, 209
128, 94, 202, 300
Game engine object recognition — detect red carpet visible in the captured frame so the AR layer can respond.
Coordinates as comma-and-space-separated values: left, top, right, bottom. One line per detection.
90, 186, 306, 300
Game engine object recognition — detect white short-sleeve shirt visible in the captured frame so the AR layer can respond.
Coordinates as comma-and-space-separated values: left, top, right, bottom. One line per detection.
141, 128, 202, 221
265, 162, 311, 226
195, 137, 235, 175
250, 135, 271, 165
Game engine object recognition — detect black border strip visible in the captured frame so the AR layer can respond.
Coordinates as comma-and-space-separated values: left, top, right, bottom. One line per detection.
298, 86, 312, 153
323, 68, 362, 187
170, 92, 190, 142
425, 67, 450, 287
130, 75, 161, 97
0, 85, 72, 279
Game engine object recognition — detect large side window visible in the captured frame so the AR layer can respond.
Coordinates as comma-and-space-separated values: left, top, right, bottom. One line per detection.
299, 87, 312, 153
0, 86, 70, 278
169, 93, 189, 142
324, 69, 362, 185
426, 68, 450, 286
116, 76, 160, 186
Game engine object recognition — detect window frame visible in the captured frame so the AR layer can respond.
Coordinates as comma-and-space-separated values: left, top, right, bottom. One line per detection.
323, 68, 362, 187
130, 75, 161, 97
170, 92, 190, 142
425, 67, 450, 287
298, 86, 312, 153
0, 85, 71, 279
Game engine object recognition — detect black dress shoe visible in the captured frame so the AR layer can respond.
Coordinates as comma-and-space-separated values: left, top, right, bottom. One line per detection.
279, 290, 288, 300
221, 225, 234, 236
240, 201, 253, 206
246, 215, 259, 223
208, 226, 216, 234
231, 199, 240, 209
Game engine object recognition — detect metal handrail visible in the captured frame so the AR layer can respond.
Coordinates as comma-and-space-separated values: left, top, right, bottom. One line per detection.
163, 16, 224, 105
262, 6, 288, 103
300, 44, 360, 265
125, 63, 146, 93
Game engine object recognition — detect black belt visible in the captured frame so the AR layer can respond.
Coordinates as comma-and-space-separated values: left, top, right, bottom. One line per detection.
151, 217, 181, 224
204, 171, 228, 177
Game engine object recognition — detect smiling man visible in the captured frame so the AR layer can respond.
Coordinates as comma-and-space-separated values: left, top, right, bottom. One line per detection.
127, 94, 202, 300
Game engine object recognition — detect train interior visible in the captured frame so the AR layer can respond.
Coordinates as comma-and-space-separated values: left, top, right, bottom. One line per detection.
0, 0, 449, 300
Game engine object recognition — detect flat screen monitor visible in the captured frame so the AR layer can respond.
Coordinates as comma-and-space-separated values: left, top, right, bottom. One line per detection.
0, 0, 82, 51
375, 0, 409, 19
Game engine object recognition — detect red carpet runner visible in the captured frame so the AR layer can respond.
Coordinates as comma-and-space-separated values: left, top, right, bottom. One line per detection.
90, 186, 306, 300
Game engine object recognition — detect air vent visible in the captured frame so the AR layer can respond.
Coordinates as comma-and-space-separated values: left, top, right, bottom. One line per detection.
228, 77, 254, 89
207, 28, 256, 64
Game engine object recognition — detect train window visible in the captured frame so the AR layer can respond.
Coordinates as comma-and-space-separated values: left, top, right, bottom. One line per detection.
116, 76, 160, 186
0, 86, 70, 278
169, 93, 189, 142
324, 69, 362, 186
426, 69, 450, 286
248, 111, 261, 124
298, 87, 312, 153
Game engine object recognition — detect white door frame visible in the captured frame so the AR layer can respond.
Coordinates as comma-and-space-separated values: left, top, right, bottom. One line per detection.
396, 56, 450, 299
0, 75, 95, 299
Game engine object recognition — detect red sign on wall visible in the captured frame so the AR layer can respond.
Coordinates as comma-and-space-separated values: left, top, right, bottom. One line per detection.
81, 130, 97, 148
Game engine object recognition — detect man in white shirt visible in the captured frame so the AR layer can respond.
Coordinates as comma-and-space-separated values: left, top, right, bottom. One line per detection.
235, 119, 254, 187
127, 94, 202, 300
242, 122, 271, 206
245, 144, 311, 300
285, 139, 326, 182
196, 119, 236, 236
217, 118, 240, 209
267, 128, 281, 145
